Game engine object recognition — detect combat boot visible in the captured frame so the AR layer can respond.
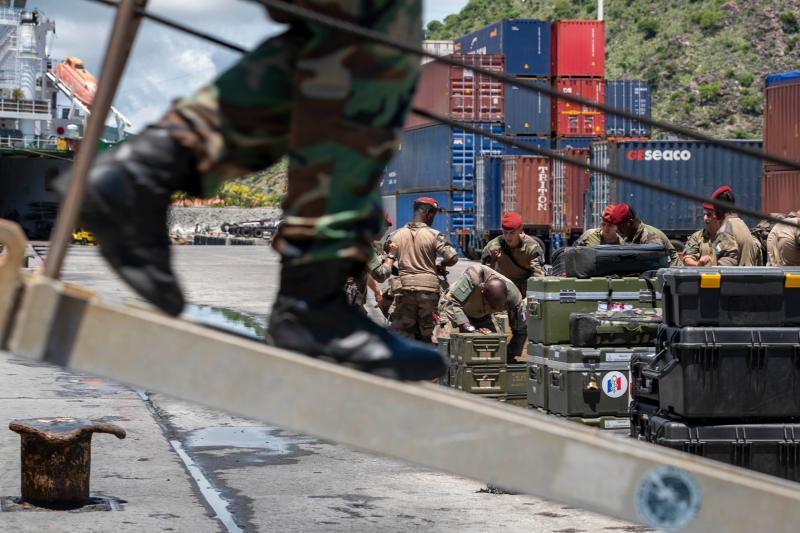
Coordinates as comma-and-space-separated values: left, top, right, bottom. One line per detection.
268, 260, 447, 381
56, 126, 198, 316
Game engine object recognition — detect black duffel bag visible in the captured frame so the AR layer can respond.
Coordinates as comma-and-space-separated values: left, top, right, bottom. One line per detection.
551, 244, 669, 278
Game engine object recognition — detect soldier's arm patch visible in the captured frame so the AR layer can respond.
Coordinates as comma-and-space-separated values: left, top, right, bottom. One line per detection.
450, 276, 475, 304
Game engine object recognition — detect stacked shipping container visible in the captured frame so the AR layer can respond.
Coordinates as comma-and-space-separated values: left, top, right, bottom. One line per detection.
382, 18, 654, 253
605, 80, 651, 138
763, 71, 800, 214
589, 140, 763, 236
551, 20, 605, 149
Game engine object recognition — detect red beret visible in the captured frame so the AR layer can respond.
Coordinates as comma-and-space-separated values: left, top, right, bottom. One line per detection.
501, 211, 523, 230
384, 211, 393, 227
603, 203, 631, 225
415, 197, 440, 209
703, 185, 732, 210
601, 204, 616, 223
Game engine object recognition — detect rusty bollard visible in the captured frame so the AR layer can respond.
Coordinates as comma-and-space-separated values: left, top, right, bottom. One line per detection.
9, 418, 126, 508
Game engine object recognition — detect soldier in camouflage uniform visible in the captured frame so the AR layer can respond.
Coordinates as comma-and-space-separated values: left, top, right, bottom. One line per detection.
575, 204, 624, 246
683, 207, 721, 267
481, 212, 544, 295
59, 0, 447, 380
345, 211, 396, 313
706, 186, 763, 266
386, 197, 458, 342
439, 265, 527, 360
606, 203, 682, 266
767, 215, 800, 266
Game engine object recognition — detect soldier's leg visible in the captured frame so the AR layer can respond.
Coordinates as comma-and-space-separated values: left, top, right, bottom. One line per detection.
388, 292, 421, 340
416, 292, 439, 343
59, 25, 304, 315
268, 1, 446, 380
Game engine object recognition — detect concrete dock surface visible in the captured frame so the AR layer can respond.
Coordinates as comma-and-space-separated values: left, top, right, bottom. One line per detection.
0, 245, 644, 532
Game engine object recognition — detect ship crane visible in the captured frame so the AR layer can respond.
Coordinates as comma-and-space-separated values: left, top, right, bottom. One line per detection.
47, 58, 132, 139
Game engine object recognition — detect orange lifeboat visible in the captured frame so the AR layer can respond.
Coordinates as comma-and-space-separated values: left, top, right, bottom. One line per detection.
51, 56, 97, 106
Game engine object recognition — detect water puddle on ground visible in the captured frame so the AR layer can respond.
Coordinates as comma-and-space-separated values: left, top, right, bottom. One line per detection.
185, 427, 316, 454
181, 304, 266, 340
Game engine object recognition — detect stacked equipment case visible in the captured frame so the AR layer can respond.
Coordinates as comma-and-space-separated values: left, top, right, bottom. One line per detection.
440, 333, 527, 405
630, 267, 800, 481
526, 272, 661, 429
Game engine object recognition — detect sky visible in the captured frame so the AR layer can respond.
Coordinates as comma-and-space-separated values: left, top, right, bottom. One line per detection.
31, 0, 469, 131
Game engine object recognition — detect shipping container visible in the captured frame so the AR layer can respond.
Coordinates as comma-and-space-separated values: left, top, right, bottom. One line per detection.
551, 148, 590, 233
605, 80, 651, 137
382, 194, 397, 229
503, 136, 550, 156
552, 136, 600, 150
404, 55, 504, 130
764, 71, 800, 172
505, 78, 550, 135
421, 40, 454, 64
762, 170, 800, 214
454, 19, 550, 77
475, 156, 503, 234
551, 20, 605, 78
503, 156, 552, 228
382, 123, 506, 194
552, 78, 605, 136
588, 140, 763, 235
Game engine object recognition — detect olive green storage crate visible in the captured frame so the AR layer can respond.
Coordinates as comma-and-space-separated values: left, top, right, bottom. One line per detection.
538, 344, 655, 418
526, 276, 661, 345
506, 364, 528, 396
526, 348, 549, 410
455, 365, 507, 395
449, 333, 508, 366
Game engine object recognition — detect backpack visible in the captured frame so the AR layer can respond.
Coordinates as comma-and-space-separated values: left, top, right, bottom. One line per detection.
751, 213, 794, 265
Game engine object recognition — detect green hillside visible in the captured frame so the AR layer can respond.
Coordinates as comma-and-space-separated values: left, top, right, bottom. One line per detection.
426, 0, 800, 139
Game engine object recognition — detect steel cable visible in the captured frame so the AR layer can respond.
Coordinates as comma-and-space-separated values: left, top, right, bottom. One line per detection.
80, 0, 800, 231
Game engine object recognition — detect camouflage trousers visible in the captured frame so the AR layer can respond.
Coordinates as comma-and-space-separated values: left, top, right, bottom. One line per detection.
163, 0, 421, 266
389, 290, 439, 342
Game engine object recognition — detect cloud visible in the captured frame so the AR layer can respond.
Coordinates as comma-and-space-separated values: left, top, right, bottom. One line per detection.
29, 0, 466, 132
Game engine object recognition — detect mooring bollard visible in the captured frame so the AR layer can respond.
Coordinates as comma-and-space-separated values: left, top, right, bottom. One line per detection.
9, 418, 126, 508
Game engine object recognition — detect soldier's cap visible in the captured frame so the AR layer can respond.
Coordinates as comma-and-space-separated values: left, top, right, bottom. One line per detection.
384, 211, 393, 227
604, 203, 632, 225
414, 197, 445, 213
501, 212, 523, 230
703, 185, 733, 210
601, 204, 617, 224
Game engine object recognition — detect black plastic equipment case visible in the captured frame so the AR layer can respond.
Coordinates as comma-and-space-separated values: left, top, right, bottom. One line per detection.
636, 412, 800, 482
652, 325, 800, 419
629, 352, 659, 404
569, 309, 662, 347
551, 244, 669, 278
629, 399, 661, 438
658, 267, 800, 327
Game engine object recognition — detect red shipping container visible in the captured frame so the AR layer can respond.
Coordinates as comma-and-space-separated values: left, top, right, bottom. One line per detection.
551, 20, 605, 78
762, 171, 800, 214
450, 54, 504, 122
551, 148, 590, 232
764, 76, 800, 172
403, 54, 505, 130
502, 156, 552, 228
552, 78, 605, 136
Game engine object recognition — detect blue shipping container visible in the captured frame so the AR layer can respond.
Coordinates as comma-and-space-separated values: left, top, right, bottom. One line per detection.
503, 136, 550, 156
605, 80, 652, 137
475, 157, 503, 233
505, 78, 551, 135
553, 137, 600, 150
454, 19, 550, 77
387, 123, 506, 194
588, 140, 763, 234
765, 70, 800, 87
380, 151, 402, 194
